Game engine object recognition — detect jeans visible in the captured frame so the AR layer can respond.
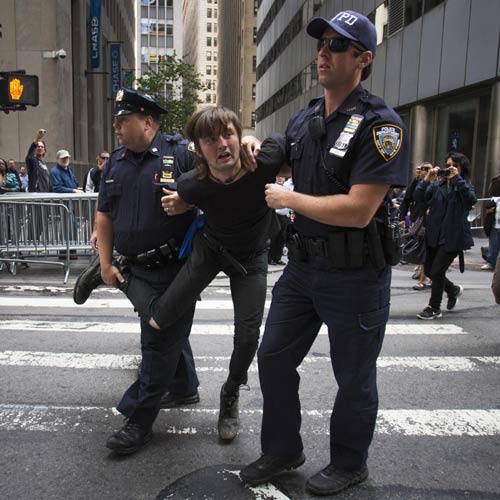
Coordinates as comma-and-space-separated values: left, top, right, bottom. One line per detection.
424, 245, 459, 310
125, 230, 269, 387
487, 228, 500, 267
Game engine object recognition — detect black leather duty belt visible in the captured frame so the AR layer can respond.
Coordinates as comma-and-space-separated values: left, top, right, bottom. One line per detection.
123, 240, 178, 269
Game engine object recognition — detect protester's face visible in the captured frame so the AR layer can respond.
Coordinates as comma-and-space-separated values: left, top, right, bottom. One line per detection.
20, 166, 27, 175
35, 141, 45, 159
198, 122, 241, 175
7, 160, 16, 171
316, 27, 370, 90
57, 156, 70, 168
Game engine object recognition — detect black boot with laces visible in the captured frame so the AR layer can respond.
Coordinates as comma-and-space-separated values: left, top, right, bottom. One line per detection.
218, 382, 239, 441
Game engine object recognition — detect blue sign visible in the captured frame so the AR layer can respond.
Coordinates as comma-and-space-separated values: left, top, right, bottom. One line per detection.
89, 0, 102, 69
110, 44, 121, 98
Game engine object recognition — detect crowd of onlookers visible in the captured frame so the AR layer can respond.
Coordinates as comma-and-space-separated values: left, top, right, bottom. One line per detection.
0, 128, 109, 195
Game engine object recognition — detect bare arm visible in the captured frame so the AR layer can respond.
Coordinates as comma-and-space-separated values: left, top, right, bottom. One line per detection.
96, 211, 123, 286
264, 183, 390, 228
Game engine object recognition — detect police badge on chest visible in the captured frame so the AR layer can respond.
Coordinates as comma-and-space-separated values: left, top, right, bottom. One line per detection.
329, 114, 364, 158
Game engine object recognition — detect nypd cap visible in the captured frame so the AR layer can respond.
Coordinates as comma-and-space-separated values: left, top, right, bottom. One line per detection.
113, 88, 168, 117
307, 10, 377, 57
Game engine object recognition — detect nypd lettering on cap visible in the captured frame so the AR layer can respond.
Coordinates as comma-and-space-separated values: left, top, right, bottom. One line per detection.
332, 11, 358, 26
373, 124, 403, 161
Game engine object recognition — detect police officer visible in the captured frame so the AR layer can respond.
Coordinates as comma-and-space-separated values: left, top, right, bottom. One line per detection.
240, 10, 408, 495
96, 88, 199, 454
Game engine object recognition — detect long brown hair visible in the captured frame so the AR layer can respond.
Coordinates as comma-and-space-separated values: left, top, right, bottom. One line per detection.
185, 106, 242, 178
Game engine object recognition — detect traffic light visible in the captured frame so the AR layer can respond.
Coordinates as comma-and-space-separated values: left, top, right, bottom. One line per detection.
0, 72, 39, 110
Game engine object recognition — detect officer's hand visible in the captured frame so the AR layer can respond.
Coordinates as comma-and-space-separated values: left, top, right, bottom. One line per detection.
241, 135, 261, 172
101, 263, 124, 288
161, 188, 193, 216
265, 183, 290, 209
90, 229, 98, 252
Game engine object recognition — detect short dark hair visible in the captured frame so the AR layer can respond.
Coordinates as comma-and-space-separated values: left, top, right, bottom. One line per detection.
446, 151, 471, 179
185, 106, 242, 178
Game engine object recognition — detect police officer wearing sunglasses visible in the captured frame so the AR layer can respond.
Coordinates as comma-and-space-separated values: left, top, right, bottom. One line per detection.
241, 10, 408, 495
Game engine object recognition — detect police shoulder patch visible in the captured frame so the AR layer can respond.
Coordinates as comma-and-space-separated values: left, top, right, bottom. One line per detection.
373, 124, 403, 161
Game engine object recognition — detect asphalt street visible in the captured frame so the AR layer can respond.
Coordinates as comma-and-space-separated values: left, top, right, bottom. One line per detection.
0, 239, 498, 500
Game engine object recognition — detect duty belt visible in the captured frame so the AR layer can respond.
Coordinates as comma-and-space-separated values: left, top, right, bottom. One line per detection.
123, 239, 179, 269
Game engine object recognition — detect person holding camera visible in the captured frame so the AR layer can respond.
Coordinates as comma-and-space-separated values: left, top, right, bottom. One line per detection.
25, 129, 51, 192
414, 152, 476, 320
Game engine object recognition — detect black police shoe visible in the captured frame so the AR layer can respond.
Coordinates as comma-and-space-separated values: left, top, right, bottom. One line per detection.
306, 464, 368, 495
159, 390, 200, 409
446, 284, 463, 310
106, 419, 152, 455
240, 453, 306, 486
218, 383, 240, 441
73, 255, 103, 304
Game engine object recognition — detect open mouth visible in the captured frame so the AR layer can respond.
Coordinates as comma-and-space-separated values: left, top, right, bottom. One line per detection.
218, 152, 232, 161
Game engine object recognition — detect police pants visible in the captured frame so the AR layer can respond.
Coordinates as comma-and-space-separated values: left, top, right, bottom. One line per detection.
126, 230, 268, 387
258, 257, 390, 470
116, 262, 198, 427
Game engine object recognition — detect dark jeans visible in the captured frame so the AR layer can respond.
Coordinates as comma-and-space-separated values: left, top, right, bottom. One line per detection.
125, 230, 269, 387
116, 262, 198, 427
424, 245, 459, 310
258, 258, 390, 470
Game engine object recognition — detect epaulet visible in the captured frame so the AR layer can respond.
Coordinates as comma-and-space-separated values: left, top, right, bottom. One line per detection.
165, 133, 188, 145
307, 95, 323, 108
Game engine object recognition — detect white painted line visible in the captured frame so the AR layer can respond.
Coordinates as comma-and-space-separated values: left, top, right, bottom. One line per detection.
0, 404, 499, 436
0, 297, 260, 310
0, 320, 467, 336
225, 470, 291, 500
1, 350, 498, 372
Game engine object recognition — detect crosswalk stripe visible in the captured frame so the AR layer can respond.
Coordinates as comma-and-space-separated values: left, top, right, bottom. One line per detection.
2, 350, 498, 371
0, 404, 498, 436
0, 320, 466, 336
0, 297, 262, 309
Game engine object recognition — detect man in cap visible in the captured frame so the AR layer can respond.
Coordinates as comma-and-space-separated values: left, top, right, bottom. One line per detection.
240, 10, 408, 495
89, 88, 200, 455
50, 150, 80, 193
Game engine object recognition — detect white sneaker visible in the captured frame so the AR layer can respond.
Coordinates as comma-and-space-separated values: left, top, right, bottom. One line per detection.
481, 263, 494, 270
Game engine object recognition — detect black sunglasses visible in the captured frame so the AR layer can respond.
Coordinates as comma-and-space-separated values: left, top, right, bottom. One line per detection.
317, 37, 366, 53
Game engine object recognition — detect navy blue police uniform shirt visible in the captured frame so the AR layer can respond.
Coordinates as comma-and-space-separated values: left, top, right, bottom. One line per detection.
98, 132, 196, 256
285, 85, 409, 238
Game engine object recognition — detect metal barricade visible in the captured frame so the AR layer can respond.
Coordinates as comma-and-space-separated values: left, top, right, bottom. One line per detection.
0, 192, 98, 282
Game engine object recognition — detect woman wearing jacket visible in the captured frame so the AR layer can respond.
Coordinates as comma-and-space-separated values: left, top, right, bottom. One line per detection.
414, 152, 477, 319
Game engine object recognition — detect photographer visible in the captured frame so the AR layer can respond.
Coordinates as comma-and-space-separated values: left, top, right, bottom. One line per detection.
414, 152, 476, 319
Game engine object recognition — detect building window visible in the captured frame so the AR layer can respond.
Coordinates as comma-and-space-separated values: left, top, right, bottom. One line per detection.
213, 67, 217, 76
253, 27, 257, 44
207, 37, 212, 46
206, 94, 212, 103
207, 52, 212, 61
251, 111, 256, 128
207, 8, 212, 18
206, 66, 212, 75
207, 23, 212, 32
252, 84, 256, 100
252, 56, 256, 72
213, 37, 217, 47
254, 0, 258, 15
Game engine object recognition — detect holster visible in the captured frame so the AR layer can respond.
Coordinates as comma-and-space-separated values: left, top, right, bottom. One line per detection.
123, 238, 179, 269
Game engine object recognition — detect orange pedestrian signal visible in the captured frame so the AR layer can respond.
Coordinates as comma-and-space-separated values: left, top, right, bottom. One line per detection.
0, 73, 39, 109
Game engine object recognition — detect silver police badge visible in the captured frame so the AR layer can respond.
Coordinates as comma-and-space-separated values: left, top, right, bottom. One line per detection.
115, 89, 124, 102
329, 114, 364, 158
373, 124, 403, 161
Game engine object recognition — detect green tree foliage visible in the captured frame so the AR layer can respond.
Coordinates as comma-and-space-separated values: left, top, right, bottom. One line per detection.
135, 54, 206, 134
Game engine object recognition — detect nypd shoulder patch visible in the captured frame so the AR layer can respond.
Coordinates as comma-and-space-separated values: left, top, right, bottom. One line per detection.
373, 124, 403, 161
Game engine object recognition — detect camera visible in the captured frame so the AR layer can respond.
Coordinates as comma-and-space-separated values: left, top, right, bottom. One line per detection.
420, 165, 431, 172
438, 167, 451, 177
55, 49, 67, 59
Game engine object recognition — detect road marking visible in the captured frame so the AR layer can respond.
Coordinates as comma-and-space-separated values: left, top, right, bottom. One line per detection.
1, 350, 498, 371
0, 404, 498, 436
0, 319, 467, 336
225, 470, 291, 500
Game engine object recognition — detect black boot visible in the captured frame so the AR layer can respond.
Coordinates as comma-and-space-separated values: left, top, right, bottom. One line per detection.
218, 383, 239, 441
73, 255, 103, 304
106, 419, 152, 455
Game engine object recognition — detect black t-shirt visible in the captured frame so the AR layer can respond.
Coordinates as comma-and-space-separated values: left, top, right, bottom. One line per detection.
177, 135, 285, 258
